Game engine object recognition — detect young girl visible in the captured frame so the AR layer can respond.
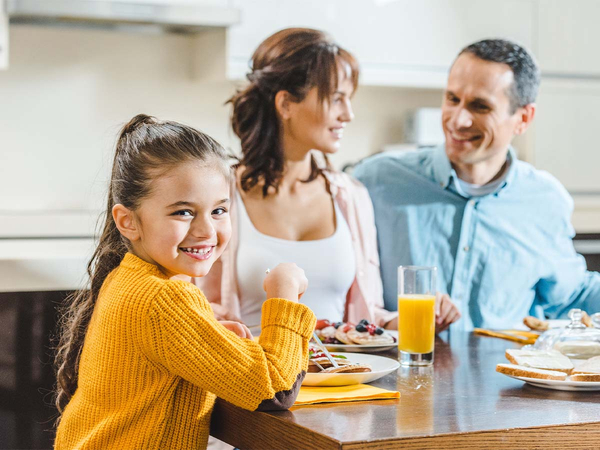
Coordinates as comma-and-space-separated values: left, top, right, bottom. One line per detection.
54, 114, 316, 450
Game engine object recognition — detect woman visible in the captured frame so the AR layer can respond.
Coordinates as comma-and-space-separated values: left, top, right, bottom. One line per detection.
198, 28, 458, 330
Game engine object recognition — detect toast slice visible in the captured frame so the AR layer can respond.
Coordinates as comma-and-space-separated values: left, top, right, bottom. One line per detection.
505, 349, 573, 374
572, 355, 600, 375
570, 373, 600, 382
496, 363, 567, 381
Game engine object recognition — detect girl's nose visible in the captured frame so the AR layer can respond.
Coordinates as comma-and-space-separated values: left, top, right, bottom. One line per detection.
191, 217, 216, 239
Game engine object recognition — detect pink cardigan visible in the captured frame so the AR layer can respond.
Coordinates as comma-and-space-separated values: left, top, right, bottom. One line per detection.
194, 170, 397, 327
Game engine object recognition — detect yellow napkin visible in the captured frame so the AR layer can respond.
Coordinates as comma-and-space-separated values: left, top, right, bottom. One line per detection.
473, 328, 539, 345
293, 384, 400, 406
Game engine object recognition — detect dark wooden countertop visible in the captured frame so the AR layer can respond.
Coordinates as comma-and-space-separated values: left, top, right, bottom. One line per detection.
210, 332, 600, 449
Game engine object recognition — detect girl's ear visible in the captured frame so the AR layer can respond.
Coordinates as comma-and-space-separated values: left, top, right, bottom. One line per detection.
112, 204, 140, 242
274, 90, 294, 120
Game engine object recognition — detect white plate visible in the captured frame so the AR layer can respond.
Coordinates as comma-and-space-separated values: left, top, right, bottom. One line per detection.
324, 330, 398, 353
303, 353, 400, 387
502, 373, 600, 391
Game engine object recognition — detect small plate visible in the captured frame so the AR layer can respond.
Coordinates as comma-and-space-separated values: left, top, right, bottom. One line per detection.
303, 353, 400, 387
324, 330, 398, 353
501, 373, 600, 391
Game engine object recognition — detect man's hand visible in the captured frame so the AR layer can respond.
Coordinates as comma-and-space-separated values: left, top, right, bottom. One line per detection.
219, 320, 253, 339
435, 292, 461, 333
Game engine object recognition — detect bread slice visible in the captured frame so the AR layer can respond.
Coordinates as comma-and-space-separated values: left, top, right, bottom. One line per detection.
572, 355, 600, 375
505, 349, 573, 374
496, 363, 567, 381
570, 373, 600, 382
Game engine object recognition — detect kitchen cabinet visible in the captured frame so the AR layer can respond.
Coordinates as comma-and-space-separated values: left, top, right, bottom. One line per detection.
537, 0, 600, 77
226, 0, 535, 87
533, 79, 600, 194
1, 0, 7, 69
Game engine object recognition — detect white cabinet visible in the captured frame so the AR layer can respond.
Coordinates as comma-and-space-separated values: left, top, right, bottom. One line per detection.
0, 0, 7, 70
227, 0, 535, 87
537, 0, 600, 76
533, 79, 600, 194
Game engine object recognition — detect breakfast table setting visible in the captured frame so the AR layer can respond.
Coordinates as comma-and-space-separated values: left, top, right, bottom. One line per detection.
210, 330, 600, 449
209, 266, 600, 449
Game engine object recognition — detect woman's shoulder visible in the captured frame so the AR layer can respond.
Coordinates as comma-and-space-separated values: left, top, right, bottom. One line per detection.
323, 169, 371, 203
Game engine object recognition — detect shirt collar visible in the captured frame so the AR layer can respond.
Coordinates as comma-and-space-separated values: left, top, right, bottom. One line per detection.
432, 145, 518, 194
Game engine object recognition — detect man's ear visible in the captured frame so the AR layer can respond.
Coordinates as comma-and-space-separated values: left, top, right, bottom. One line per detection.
514, 103, 536, 135
112, 204, 140, 242
274, 90, 294, 120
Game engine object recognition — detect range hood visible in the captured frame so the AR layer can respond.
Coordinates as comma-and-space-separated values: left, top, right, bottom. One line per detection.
6, 0, 240, 33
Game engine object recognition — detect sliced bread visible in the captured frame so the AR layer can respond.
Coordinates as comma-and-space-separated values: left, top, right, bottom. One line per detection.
496, 363, 567, 381
505, 348, 574, 374
570, 373, 600, 382
572, 355, 600, 375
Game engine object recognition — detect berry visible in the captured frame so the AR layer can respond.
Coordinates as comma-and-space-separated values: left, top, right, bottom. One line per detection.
333, 321, 344, 329
359, 319, 369, 325
355, 324, 367, 332
375, 327, 384, 335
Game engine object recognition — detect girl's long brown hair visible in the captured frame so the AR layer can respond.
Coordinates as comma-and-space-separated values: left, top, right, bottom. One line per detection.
54, 114, 229, 415
229, 28, 359, 197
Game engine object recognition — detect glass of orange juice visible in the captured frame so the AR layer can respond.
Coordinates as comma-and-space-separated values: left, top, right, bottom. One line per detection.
398, 266, 436, 366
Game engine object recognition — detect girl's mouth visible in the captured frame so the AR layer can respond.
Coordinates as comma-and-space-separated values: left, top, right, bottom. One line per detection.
180, 246, 214, 261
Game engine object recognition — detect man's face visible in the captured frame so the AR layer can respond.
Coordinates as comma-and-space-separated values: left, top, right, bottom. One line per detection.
442, 53, 526, 168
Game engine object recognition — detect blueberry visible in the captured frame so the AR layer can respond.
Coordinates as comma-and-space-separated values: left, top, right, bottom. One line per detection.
356, 324, 367, 332
375, 327, 384, 335
333, 321, 344, 329
358, 319, 369, 326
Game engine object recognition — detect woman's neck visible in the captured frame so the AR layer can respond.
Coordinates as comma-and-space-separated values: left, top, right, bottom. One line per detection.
278, 151, 314, 194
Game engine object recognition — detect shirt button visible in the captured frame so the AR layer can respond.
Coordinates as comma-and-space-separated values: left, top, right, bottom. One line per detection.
463, 246, 470, 252
469, 200, 476, 206
358, 270, 365, 277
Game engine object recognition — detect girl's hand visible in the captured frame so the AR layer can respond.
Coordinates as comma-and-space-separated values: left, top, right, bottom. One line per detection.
219, 320, 253, 339
263, 263, 308, 302
435, 292, 461, 333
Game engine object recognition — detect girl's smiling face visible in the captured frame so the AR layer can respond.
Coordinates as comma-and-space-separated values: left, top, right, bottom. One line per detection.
116, 161, 232, 278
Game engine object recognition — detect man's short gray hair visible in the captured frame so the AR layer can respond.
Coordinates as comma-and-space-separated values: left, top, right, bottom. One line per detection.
459, 39, 541, 112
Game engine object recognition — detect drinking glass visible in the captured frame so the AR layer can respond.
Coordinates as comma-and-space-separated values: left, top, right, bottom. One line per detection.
398, 266, 436, 366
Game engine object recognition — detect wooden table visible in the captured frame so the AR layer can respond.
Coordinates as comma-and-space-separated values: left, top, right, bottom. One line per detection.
210, 332, 600, 449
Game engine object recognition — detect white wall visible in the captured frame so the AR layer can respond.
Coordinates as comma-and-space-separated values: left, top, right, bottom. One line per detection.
0, 25, 443, 222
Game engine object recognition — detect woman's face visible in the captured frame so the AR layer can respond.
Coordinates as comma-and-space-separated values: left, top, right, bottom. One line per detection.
283, 72, 355, 156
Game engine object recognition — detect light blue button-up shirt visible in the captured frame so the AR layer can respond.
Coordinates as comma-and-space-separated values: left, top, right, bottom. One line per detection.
354, 145, 600, 330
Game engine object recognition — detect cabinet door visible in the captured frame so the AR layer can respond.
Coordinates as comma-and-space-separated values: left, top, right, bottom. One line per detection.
227, 0, 534, 87
533, 80, 600, 194
537, 0, 600, 76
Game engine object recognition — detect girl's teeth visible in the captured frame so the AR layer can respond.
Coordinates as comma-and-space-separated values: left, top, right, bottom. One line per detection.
182, 247, 210, 255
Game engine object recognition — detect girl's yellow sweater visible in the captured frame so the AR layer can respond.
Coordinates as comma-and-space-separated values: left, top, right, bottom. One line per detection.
55, 253, 316, 450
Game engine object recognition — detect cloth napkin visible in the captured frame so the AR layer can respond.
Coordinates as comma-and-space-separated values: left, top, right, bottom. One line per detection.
293, 384, 400, 406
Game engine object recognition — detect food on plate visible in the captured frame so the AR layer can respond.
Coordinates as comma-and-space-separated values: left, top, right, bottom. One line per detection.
308, 346, 372, 374
523, 316, 549, 331
570, 373, 600, 382
505, 349, 573, 374
315, 319, 396, 346
496, 363, 568, 381
572, 355, 600, 375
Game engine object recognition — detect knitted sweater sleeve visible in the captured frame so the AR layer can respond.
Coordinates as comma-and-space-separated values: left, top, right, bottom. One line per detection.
143, 280, 316, 411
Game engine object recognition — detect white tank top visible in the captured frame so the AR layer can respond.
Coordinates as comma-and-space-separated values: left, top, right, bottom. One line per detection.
236, 190, 356, 326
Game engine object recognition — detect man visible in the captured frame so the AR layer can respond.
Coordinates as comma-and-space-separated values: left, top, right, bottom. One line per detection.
354, 39, 600, 330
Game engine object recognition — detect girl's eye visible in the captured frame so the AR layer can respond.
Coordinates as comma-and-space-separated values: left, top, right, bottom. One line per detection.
172, 210, 193, 217
212, 207, 228, 216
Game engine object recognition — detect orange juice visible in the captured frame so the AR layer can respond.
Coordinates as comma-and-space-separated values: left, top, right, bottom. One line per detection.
398, 294, 435, 354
